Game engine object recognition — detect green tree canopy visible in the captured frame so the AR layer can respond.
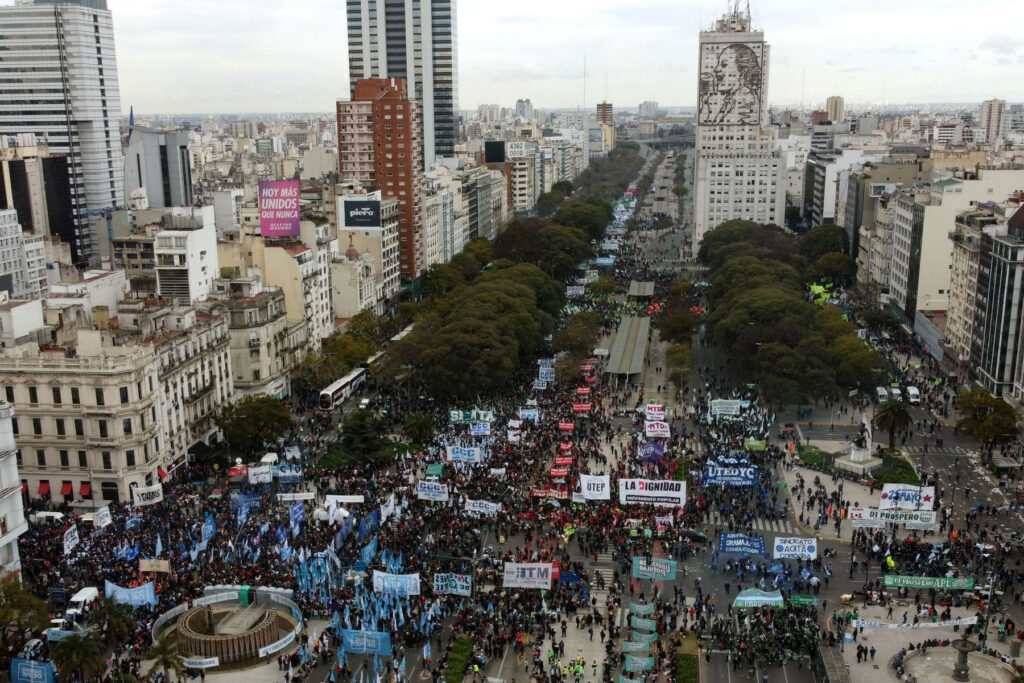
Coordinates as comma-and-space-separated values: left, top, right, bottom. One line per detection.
403, 412, 434, 444
342, 406, 386, 458
956, 388, 1019, 449
53, 632, 105, 683
215, 396, 293, 456
799, 224, 849, 261
814, 251, 856, 284
874, 398, 912, 449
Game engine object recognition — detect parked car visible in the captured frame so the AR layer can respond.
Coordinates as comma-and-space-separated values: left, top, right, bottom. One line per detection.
875, 387, 889, 402
906, 386, 921, 405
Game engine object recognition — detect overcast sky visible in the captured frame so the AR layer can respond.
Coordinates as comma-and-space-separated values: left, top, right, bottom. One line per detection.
103, 0, 1020, 115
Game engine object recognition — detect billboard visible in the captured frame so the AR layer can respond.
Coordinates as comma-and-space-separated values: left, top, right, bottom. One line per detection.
484, 141, 506, 163
258, 180, 301, 237
506, 141, 528, 159
343, 200, 381, 229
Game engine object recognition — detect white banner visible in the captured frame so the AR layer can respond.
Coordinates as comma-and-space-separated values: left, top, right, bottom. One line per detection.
132, 483, 164, 507
711, 399, 742, 416
416, 481, 449, 502
503, 562, 553, 589
490, 468, 507, 478
579, 474, 611, 500
645, 404, 665, 421
248, 465, 273, 484
94, 506, 112, 529
772, 537, 817, 560
618, 479, 686, 508
853, 617, 977, 629
445, 445, 485, 463
507, 420, 522, 430
507, 430, 521, 443
63, 525, 79, 555
469, 422, 491, 436
879, 484, 935, 510
644, 421, 671, 438
849, 507, 937, 528
325, 494, 364, 505
183, 658, 220, 669
465, 499, 502, 516
380, 494, 396, 523
276, 492, 315, 501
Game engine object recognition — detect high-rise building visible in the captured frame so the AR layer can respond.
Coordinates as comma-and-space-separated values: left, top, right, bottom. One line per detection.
337, 79, 424, 281
692, 4, 785, 248
0, 0, 125, 266
826, 95, 845, 123
0, 135, 75, 243
124, 128, 194, 209
638, 101, 659, 119
515, 99, 534, 120
980, 98, 1007, 145
596, 102, 614, 125
346, 0, 459, 166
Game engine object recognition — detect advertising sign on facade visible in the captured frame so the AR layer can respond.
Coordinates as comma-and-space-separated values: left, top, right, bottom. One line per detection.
506, 141, 527, 159
343, 200, 381, 228
258, 180, 301, 237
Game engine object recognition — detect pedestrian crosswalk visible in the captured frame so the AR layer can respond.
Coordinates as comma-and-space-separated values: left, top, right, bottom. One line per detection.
708, 511, 797, 534
903, 445, 972, 456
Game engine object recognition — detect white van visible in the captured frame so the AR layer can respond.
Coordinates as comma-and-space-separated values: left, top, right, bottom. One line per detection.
875, 386, 889, 402
65, 586, 98, 619
906, 386, 921, 405
890, 387, 903, 402
29, 511, 65, 525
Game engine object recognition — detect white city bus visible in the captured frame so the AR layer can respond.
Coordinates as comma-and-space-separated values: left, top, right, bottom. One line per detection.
318, 367, 367, 411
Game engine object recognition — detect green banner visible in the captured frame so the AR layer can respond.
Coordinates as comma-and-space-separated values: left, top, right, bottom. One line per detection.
621, 641, 650, 653
425, 463, 444, 477
883, 575, 974, 590
776, 482, 788, 489
790, 594, 818, 605
624, 655, 655, 672
745, 438, 767, 451
631, 631, 658, 644
629, 616, 657, 631
631, 556, 677, 581
630, 602, 656, 615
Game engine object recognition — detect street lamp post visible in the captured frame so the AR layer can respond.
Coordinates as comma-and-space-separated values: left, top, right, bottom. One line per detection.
980, 571, 996, 648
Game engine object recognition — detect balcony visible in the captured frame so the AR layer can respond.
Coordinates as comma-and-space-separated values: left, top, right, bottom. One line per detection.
184, 382, 214, 405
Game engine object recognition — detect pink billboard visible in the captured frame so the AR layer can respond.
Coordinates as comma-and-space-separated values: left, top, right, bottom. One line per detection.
258, 180, 301, 237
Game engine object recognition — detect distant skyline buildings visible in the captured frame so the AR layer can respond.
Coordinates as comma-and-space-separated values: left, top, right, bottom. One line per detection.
93, 0, 1022, 114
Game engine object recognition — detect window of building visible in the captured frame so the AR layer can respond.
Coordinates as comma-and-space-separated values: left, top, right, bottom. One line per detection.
59, 450, 69, 467
98, 420, 108, 438
56, 419, 65, 436
95, 388, 104, 406
123, 418, 132, 436
125, 450, 135, 468
11, 419, 17, 436
71, 387, 80, 404
78, 451, 87, 467
52, 387, 61, 404
32, 418, 41, 435
74, 419, 83, 436
36, 450, 45, 467
100, 481, 118, 502
28, 387, 37, 404
101, 452, 111, 470
3, 387, 11, 403
120, 386, 129, 404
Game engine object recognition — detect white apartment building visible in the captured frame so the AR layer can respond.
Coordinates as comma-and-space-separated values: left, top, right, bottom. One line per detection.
336, 192, 401, 312
0, 210, 47, 300
0, 400, 26, 574
981, 99, 1007, 145
212, 189, 244, 238
300, 221, 338, 343
692, 6, 785, 249
155, 219, 219, 305
0, 0, 125, 265
332, 243, 378, 320
888, 169, 1024, 321
200, 273, 306, 400
423, 183, 457, 268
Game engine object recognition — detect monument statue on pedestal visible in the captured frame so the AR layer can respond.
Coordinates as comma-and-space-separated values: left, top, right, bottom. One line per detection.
849, 418, 872, 463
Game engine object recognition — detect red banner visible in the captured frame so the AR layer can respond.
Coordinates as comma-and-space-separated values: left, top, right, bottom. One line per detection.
559, 421, 575, 431
532, 487, 569, 500
585, 375, 597, 384
584, 357, 599, 365
558, 442, 573, 452
580, 363, 594, 372
572, 403, 591, 413
550, 467, 569, 477
576, 387, 591, 395
555, 455, 573, 465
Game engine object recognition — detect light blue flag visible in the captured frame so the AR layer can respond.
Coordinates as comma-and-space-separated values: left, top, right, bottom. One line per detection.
423, 640, 431, 661
155, 534, 163, 558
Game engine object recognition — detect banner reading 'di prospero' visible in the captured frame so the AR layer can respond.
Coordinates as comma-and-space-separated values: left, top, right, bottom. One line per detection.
433, 573, 472, 596
772, 537, 817, 560
132, 483, 164, 506
416, 480, 449, 501
502, 562, 553, 589
879, 484, 936, 510
618, 479, 686, 507
372, 570, 421, 596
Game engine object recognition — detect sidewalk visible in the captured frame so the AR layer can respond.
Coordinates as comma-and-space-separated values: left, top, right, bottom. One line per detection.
830, 603, 1018, 683
777, 444, 949, 546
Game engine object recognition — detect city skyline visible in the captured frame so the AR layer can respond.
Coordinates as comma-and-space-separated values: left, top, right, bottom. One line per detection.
94, 0, 1020, 115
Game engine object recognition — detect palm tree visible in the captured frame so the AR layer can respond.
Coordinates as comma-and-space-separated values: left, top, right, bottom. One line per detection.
874, 398, 912, 450
88, 597, 136, 652
141, 635, 184, 683
403, 411, 434, 445
52, 632, 105, 682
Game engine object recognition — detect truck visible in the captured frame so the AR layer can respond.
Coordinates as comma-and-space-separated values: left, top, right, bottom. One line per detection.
64, 586, 98, 620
